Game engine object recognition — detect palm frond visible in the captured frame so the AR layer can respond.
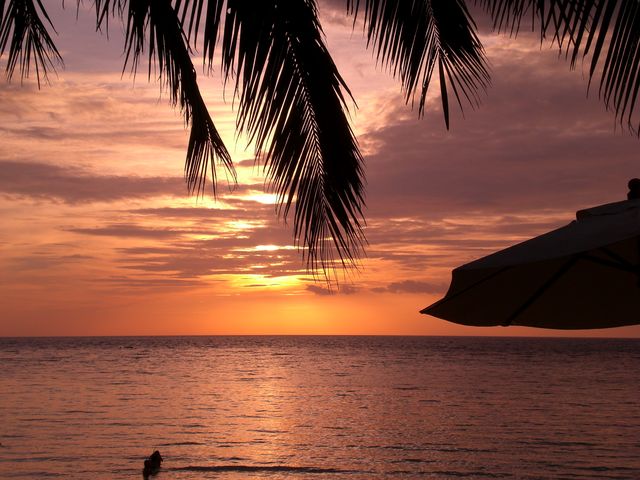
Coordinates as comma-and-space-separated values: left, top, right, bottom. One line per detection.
93, 0, 123, 34
118, 0, 234, 193
217, 0, 366, 273
478, 0, 640, 133
0, 0, 62, 86
474, 0, 547, 37
348, 0, 490, 128
169, 0, 224, 71
586, 1, 640, 132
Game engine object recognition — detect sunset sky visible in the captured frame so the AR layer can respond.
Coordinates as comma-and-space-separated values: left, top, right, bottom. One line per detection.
1, 1, 639, 336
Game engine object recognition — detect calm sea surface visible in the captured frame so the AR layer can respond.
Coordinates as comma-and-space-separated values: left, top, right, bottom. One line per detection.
0, 336, 639, 479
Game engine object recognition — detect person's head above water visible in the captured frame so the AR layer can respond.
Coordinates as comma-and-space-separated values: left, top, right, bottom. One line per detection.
627, 178, 640, 199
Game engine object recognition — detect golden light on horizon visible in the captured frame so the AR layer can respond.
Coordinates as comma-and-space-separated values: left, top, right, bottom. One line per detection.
231, 274, 303, 291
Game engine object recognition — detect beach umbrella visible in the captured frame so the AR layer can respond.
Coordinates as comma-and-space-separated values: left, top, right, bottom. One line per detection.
421, 197, 640, 329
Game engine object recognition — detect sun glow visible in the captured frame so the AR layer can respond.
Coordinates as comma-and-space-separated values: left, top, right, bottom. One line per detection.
225, 220, 265, 231
253, 244, 295, 252
231, 274, 303, 291
244, 193, 279, 205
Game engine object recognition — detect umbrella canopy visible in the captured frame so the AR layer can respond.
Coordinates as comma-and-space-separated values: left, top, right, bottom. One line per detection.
422, 199, 640, 329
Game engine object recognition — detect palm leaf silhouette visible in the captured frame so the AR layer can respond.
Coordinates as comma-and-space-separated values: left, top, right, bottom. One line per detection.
218, 0, 365, 272
478, 0, 640, 132
0, 0, 62, 86
348, 0, 490, 128
117, 0, 235, 193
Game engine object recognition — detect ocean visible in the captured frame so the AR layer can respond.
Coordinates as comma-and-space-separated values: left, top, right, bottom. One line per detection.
0, 336, 638, 479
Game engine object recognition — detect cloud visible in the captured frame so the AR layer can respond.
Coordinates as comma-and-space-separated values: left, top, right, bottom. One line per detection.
117, 240, 305, 279
0, 160, 185, 203
67, 224, 190, 239
340, 284, 359, 295
106, 218, 305, 280
237, 157, 267, 168
361, 40, 640, 225
373, 280, 446, 295
7, 253, 94, 271
306, 284, 334, 295
128, 197, 274, 219
363, 213, 570, 267
306, 283, 360, 296
130, 206, 248, 218
97, 275, 204, 289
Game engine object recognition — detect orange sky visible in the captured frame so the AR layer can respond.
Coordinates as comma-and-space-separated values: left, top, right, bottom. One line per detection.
1, 2, 639, 336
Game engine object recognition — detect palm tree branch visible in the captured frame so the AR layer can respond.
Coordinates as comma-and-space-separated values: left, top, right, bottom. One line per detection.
598, 1, 640, 126
119, 0, 234, 194
219, 0, 366, 273
0, 0, 62, 86
348, 0, 490, 129
478, 0, 640, 133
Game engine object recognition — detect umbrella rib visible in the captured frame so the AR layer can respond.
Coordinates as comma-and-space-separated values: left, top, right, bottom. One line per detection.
503, 256, 580, 327
581, 252, 636, 273
599, 246, 636, 270
589, 244, 640, 287
420, 267, 512, 314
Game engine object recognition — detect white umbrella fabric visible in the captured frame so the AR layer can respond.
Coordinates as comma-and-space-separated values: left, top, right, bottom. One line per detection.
421, 199, 640, 329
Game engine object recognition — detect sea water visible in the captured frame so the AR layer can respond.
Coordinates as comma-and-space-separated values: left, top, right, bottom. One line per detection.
0, 336, 638, 479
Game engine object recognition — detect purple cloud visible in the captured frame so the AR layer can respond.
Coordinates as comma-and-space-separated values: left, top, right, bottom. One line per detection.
0, 160, 185, 203
306, 283, 360, 295
373, 280, 446, 294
